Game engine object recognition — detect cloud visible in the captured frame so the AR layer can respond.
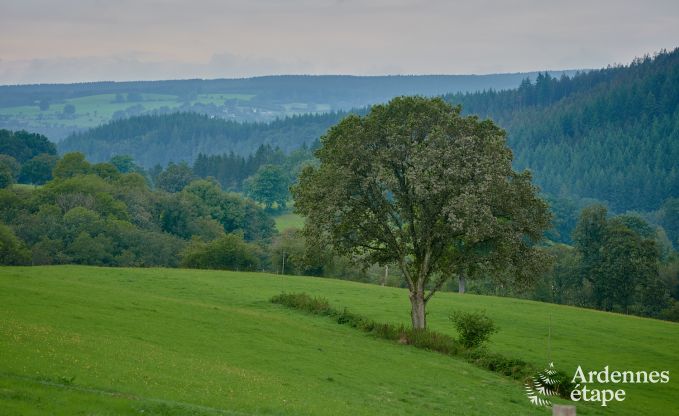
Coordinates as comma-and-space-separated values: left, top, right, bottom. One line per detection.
0, 52, 318, 84
1, 0, 678, 83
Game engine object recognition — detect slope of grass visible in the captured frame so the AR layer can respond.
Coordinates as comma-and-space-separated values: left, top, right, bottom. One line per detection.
0, 266, 676, 415
273, 212, 305, 231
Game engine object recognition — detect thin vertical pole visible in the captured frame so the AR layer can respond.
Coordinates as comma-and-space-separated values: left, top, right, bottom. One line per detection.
548, 312, 552, 363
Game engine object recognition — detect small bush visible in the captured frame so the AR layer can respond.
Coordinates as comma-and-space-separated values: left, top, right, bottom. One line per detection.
550, 369, 576, 398
449, 310, 498, 349
369, 322, 402, 341
463, 349, 532, 380
270, 293, 333, 315
181, 234, 260, 271
400, 328, 461, 355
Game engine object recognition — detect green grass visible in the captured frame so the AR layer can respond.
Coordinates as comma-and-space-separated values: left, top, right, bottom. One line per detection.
190, 93, 255, 105
0, 93, 182, 129
10, 183, 40, 190
0, 266, 677, 415
273, 212, 305, 231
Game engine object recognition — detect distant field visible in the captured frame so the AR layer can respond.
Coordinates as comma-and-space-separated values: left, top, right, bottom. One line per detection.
0, 93, 181, 129
0, 91, 326, 141
11, 183, 40, 190
1, 266, 677, 415
273, 212, 305, 231
0, 92, 260, 140
190, 93, 255, 105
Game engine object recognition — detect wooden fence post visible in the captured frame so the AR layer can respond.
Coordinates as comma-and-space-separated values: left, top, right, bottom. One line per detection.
552, 404, 576, 416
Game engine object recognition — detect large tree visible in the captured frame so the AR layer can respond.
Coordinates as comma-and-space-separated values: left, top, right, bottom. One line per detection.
293, 97, 551, 329
245, 164, 290, 210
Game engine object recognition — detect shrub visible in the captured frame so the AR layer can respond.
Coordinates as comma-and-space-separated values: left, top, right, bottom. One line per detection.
181, 233, 260, 271
449, 310, 498, 349
270, 293, 333, 315
463, 349, 531, 380
400, 328, 461, 355
550, 369, 576, 398
0, 223, 30, 265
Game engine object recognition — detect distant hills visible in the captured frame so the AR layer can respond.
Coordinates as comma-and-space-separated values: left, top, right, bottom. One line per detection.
0, 72, 578, 140
57, 48, 679, 213
58, 111, 347, 167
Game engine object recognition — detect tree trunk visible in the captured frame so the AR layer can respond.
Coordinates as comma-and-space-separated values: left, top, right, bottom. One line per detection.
458, 275, 466, 294
409, 290, 426, 329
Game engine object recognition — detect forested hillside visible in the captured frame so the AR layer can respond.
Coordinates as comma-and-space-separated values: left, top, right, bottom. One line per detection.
59, 112, 345, 167
447, 49, 679, 213
59, 49, 679, 214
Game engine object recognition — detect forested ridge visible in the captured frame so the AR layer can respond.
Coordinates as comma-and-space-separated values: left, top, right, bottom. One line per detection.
447, 48, 679, 213
58, 49, 679, 215
59, 111, 349, 167
0, 73, 576, 108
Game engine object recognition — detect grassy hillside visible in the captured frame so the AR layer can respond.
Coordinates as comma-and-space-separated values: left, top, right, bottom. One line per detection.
1, 266, 677, 415
273, 212, 305, 231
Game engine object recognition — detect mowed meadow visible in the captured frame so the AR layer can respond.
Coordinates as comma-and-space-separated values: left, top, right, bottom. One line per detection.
1, 266, 677, 415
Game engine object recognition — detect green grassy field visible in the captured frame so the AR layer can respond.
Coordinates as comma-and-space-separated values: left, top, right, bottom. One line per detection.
273, 212, 305, 231
0, 93, 184, 130
0, 266, 677, 415
10, 184, 40, 191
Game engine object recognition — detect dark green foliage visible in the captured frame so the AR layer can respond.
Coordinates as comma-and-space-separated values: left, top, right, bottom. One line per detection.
179, 179, 276, 241
52, 152, 92, 179
573, 205, 669, 314
449, 310, 498, 349
155, 162, 196, 193
294, 96, 551, 329
270, 292, 334, 315
657, 198, 679, 247
535, 244, 585, 306
463, 349, 532, 380
0, 223, 30, 265
501, 204, 677, 321
58, 112, 348, 167
0, 164, 14, 189
0, 129, 56, 163
447, 48, 679, 213
244, 164, 290, 210
549, 370, 576, 398
544, 195, 580, 244
110, 155, 143, 174
0, 151, 275, 267
180, 234, 261, 271
0, 155, 20, 180
19, 153, 58, 184
193, 144, 314, 193
399, 328, 461, 356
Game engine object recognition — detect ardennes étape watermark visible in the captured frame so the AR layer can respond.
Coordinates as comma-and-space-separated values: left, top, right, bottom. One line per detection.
570, 366, 670, 407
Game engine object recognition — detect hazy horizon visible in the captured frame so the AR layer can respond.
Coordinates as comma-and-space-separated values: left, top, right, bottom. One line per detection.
2, 0, 678, 85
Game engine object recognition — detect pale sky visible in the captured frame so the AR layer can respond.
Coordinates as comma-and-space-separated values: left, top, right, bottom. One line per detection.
1, 0, 678, 84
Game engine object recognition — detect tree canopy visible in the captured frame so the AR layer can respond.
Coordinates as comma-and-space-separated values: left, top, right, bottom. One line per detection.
294, 96, 551, 329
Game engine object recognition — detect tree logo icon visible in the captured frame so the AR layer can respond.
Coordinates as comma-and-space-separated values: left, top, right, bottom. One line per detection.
525, 362, 558, 406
